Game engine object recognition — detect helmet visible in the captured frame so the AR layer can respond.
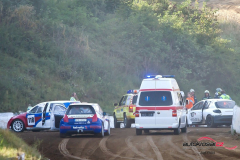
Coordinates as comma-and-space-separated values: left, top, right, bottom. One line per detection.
216, 88, 222, 92
190, 89, 195, 92
204, 90, 210, 94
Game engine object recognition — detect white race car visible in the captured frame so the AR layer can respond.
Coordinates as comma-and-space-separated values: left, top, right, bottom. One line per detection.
187, 99, 234, 127
8, 101, 79, 132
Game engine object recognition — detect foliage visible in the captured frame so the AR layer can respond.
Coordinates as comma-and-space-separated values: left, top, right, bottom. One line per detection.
0, 0, 239, 113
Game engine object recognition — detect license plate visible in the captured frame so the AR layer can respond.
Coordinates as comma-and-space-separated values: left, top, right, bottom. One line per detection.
75, 119, 87, 122
141, 113, 154, 117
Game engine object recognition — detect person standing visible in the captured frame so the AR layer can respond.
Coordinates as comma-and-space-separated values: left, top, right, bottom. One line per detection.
202, 90, 212, 100
70, 92, 80, 101
190, 89, 197, 105
27, 104, 33, 111
214, 88, 222, 99
186, 92, 195, 109
220, 90, 232, 100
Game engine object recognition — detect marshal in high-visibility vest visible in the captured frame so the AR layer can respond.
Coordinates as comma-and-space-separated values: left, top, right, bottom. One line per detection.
70, 92, 79, 101
219, 90, 232, 100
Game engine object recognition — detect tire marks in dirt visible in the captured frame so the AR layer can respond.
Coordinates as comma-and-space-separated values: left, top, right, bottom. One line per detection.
165, 136, 196, 160
99, 136, 144, 160
125, 136, 151, 160
146, 136, 163, 160
183, 135, 204, 160
59, 138, 88, 160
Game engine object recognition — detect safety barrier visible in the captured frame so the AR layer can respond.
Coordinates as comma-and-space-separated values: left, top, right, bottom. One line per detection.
231, 105, 240, 135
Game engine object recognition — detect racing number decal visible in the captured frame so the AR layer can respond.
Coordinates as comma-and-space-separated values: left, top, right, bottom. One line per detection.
27, 115, 35, 125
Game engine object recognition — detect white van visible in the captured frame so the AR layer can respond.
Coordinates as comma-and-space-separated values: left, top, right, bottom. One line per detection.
135, 75, 187, 135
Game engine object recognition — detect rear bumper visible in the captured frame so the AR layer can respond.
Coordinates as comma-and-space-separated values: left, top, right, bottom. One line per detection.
213, 115, 232, 124
60, 124, 102, 134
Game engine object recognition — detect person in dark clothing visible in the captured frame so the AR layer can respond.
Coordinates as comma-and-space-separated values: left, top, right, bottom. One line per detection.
214, 88, 222, 99
190, 89, 197, 105
202, 90, 212, 100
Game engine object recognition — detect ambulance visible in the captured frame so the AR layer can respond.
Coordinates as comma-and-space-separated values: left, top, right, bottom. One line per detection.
134, 75, 187, 135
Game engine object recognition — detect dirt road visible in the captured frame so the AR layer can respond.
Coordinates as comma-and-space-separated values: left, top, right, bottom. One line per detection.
17, 127, 240, 160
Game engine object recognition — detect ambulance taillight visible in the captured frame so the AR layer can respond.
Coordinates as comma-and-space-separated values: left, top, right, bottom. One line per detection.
129, 105, 133, 112
172, 110, 177, 117
134, 111, 139, 117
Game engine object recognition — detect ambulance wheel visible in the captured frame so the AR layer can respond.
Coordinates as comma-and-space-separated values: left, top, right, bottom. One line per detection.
114, 114, 120, 128
144, 129, 149, 134
174, 123, 180, 135
60, 133, 66, 138
206, 115, 216, 128
181, 123, 187, 133
124, 113, 131, 128
11, 119, 25, 132
136, 129, 142, 135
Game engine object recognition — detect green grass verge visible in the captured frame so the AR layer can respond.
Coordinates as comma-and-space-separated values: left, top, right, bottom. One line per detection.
0, 129, 47, 160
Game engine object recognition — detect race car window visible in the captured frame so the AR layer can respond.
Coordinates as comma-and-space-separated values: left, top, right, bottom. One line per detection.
191, 103, 200, 110
36, 107, 43, 113
215, 101, 235, 109
139, 91, 172, 106
132, 95, 138, 105
192, 102, 203, 110
66, 105, 96, 115
29, 106, 39, 114
125, 95, 132, 106
54, 105, 66, 112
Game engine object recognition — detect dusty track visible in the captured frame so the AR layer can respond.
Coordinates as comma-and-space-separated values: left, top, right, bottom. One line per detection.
16, 127, 240, 160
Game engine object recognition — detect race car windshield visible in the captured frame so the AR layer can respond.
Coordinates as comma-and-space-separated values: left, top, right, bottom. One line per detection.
139, 91, 173, 106
66, 105, 96, 115
215, 101, 235, 109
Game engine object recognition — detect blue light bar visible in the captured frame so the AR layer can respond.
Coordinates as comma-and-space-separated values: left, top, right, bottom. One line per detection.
146, 75, 175, 78
127, 89, 139, 94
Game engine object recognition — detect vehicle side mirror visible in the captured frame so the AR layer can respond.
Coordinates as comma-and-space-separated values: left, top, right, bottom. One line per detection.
103, 112, 106, 116
114, 103, 118, 106
185, 100, 189, 105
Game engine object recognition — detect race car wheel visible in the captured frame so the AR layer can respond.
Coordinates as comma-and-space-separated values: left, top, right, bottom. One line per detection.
144, 129, 149, 134
136, 129, 142, 135
97, 124, 105, 138
206, 115, 216, 128
105, 122, 110, 136
124, 113, 131, 128
174, 123, 180, 135
60, 133, 67, 138
114, 114, 120, 128
12, 119, 25, 132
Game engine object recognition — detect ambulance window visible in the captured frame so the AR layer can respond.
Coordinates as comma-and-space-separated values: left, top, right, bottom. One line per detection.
121, 96, 128, 106
119, 96, 124, 106
139, 91, 172, 106
132, 95, 138, 105
125, 95, 132, 106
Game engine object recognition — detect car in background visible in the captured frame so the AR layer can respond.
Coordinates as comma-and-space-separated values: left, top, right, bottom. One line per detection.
59, 103, 110, 138
7, 101, 79, 132
187, 99, 234, 127
113, 89, 138, 128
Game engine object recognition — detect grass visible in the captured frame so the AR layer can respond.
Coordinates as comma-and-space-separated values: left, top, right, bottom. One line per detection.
0, 129, 47, 160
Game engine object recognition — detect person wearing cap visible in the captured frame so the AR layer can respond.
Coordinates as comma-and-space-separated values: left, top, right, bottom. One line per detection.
186, 92, 195, 109
70, 92, 80, 101
202, 90, 211, 100
190, 89, 197, 105
220, 90, 232, 100
214, 88, 222, 99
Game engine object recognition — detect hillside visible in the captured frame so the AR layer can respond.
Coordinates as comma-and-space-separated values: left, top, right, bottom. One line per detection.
0, 0, 239, 113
